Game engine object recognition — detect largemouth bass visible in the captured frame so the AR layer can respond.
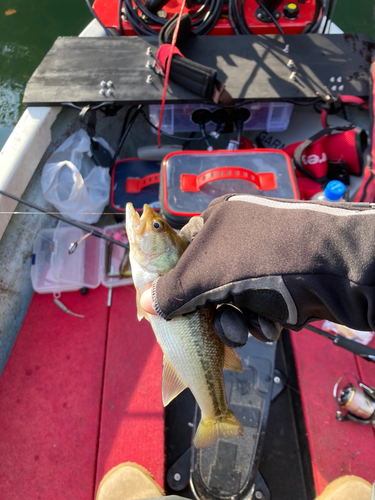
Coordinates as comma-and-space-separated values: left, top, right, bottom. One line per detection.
126, 203, 244, 449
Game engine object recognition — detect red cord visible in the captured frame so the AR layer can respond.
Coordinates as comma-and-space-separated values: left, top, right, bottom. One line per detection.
157, 0, 186, 148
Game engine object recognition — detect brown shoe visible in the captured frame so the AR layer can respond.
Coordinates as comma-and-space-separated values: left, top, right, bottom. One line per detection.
96, 462, 165, 500
316, 476, 373, 500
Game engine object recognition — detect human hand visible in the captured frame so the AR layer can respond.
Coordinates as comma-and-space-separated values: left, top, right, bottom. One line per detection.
141, 194, 375, 346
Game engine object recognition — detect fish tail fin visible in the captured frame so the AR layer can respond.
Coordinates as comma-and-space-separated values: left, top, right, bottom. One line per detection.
194, 409, 244, 449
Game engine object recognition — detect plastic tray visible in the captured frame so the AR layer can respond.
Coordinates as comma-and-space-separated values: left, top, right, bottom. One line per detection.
149, 102, 294, 135
31, 222, 132, 294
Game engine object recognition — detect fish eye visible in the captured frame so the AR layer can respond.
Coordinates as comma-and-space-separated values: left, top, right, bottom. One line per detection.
152, 220, 164, 232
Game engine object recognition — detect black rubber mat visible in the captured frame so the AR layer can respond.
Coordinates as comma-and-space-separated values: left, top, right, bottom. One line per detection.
164, 332, 315, 500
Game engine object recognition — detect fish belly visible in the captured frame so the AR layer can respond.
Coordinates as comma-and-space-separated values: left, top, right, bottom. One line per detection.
149, 307, 228, 419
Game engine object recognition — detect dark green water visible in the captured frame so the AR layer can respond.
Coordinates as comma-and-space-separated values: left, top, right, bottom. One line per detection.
0, 0, 91, 149
0, 1, 374, 150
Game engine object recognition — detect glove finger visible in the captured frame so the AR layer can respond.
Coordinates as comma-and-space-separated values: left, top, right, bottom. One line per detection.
245, 311, 283, 342
179, 215, 204, 244
213, 305, 248, 348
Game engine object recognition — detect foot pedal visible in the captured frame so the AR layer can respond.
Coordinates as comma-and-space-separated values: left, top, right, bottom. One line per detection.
191, 335, 277, 500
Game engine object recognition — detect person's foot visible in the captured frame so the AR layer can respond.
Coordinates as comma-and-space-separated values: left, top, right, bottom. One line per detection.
316, 476, 373, 500
96, 462, 165, 500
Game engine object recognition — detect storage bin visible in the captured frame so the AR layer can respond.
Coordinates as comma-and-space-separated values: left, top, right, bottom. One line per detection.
31, 222, 132, 294
110, 158, 160, 219
159, 149, 299, 228
149, 102, 294, 135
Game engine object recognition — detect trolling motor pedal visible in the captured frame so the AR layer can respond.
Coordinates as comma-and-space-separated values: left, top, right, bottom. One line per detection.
190, 335, 278, 500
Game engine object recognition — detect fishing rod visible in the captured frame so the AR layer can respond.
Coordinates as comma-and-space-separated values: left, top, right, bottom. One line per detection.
0, 189, 129, 252
305, 324, 375, 363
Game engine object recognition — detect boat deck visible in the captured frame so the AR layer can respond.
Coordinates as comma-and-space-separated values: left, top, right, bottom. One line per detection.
23, 34, 373, 107
0, 286, 374, 499
0, 286, 164, 499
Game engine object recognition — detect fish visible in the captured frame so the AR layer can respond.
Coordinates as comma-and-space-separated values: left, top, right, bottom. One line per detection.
125, 203, 244, 449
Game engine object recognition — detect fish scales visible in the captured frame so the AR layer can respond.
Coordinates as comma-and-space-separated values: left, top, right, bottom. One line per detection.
149, 309, 228, 419
126, 202, 244, 448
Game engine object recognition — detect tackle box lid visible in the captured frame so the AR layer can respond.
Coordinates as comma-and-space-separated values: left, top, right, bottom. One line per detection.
161, 149, 299, 220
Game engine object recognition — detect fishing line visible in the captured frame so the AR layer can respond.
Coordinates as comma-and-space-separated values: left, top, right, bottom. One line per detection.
0, 206, 129, 283
0, 190, 129, 250
1, 212, 125, 215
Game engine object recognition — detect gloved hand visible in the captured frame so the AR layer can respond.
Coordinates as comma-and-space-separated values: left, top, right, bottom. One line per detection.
141, 194, 375, 347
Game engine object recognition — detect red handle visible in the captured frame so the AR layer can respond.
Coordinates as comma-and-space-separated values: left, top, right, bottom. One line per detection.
126, 173, 160, 193
180, 167, 277, 192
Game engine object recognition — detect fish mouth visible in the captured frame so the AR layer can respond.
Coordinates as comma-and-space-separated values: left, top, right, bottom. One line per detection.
125, 203, 141, 243
126, 203, 159, 242
126, 202, 139, 222
140, 203, 158, 221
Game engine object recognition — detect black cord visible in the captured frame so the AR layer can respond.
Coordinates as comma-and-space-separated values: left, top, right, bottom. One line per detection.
133, 0, 169, 27
284, 97, 323, 107
85, 0, 114, 36
123, 0, 156, 35
228, 0, 241, 35
228, 0, 251, 34
253, 0, 285, 35
118, 0, 124, 35
123, 0, 223, 36
239, 0, 253, 34
111, 105, 144, 171
201, 96, 324, 110
308, 0, 327, 34
182, 131, 198, 150
322, 0, 337, 34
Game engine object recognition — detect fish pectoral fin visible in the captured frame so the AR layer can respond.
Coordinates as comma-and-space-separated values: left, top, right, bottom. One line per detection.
223, 346, 242, 373
162, 357, 188, 407
136, 288, 147, 322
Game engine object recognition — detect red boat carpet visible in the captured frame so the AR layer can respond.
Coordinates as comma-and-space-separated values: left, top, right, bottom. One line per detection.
0, 286, 164, 500
290, 325, 375, 495
94, 285, 164, 493
1, 286, 374, 499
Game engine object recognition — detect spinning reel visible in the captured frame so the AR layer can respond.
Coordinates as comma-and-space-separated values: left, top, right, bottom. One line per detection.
334, 373, 375, 425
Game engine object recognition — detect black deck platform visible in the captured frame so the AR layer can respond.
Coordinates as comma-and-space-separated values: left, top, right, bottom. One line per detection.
23, 34, 374, 106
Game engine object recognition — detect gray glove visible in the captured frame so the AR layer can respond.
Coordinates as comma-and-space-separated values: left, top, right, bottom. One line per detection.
151, 194, 375, 346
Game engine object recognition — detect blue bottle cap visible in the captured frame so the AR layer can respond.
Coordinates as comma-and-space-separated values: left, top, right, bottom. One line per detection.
324, 180, 346, 201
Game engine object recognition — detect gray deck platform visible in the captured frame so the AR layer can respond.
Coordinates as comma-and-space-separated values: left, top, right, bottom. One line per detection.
23, 34, 374, 106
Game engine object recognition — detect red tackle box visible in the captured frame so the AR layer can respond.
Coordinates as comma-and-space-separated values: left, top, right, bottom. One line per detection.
159, 149, 300, 228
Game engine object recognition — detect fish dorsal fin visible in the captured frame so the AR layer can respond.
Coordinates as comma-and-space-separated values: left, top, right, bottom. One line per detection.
136, 288, 147, 322
224, 346, 242, 373
162, 357, 188, 407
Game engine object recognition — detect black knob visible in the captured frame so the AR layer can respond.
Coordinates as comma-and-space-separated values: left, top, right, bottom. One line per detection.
283, 2, 300, 20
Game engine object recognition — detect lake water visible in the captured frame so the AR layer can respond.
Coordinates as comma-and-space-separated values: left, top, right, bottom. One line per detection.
0, 0, 374, 151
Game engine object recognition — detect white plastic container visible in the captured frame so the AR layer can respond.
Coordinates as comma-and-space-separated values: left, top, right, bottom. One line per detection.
31, 222, 132, 294
149, 102, 294, 135
310, 180, 346, 202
